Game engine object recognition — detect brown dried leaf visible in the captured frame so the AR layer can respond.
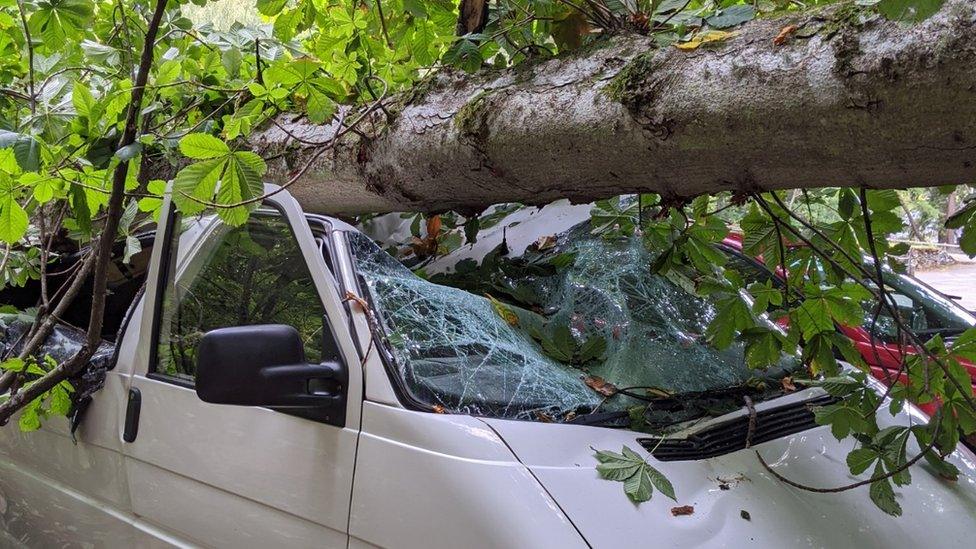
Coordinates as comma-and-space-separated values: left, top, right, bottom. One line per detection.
628, 12, 650, 33
411, 215, 443, 259
645, 387, 673, 399
584, 375, 618, 397
774, 25, 798, 46
343, 291, 369, 311
534, 411, 554, 423
781, 376, 797, 393
534, 235, 557, 251
552, 10, 591, 51
432, 404, 447, 414
671, 505, 695, 516
426, 215, 442, 238
410, 236, 437, 259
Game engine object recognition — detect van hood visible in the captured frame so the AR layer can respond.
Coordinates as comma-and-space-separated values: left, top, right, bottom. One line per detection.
482, 390, 976, 548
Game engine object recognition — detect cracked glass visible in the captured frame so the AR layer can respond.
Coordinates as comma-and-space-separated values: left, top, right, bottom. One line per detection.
348, 222, 797, 422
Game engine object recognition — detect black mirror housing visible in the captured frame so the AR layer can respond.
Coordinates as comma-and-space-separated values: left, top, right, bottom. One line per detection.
196, 324, 346, 426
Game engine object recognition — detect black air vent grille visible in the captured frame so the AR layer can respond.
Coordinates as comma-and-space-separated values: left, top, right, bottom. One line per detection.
637, 394, 837, 461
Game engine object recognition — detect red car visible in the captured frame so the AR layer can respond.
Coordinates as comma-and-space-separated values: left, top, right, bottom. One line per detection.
717, 234, 976, 417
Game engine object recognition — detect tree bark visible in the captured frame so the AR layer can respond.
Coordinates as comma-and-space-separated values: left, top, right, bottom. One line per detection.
944, 190, 959, 244
248, 0, 976, 215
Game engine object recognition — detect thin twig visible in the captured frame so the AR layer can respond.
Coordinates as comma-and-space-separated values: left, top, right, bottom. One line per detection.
0, 88, 32, 102
656, 0, 694, 29
255, 38, 263, 86
161, 93, 242, 139
36, 66, 118, 98
38, 204, 49, 308
755, 410, 941, 494
0, 244, 9, 276
743, 395, 756, 449
146, 98, 205, 133
860, 187, 911, 409
155, 28, 218, 51
374, 0, 393, 48
14, 0, 35, 115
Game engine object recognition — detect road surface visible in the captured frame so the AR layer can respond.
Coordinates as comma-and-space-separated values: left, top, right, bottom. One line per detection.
915, 262, 976, 312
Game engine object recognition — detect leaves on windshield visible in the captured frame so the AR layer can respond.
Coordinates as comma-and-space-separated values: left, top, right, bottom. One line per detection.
584, 375, 617, 397
532, 324, 607, 366
594, 446, 676, 504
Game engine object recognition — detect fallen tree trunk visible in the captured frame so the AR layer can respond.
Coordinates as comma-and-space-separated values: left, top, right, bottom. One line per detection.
249, 0, 976, 215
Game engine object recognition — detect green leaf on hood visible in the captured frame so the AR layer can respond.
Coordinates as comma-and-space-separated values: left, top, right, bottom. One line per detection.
868, 463, 903, 517
594, 445, 676, 504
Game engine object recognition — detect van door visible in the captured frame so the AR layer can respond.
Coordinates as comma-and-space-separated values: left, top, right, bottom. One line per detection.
0, 247, 168, 546
120, 187, 363, 547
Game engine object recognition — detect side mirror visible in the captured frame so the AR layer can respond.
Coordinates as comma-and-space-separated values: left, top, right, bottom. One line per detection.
196, 325, 346, 423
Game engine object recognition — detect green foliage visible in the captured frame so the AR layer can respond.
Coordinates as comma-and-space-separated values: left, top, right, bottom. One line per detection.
594, 446, 676, 503
589, 185, 976, 513
705, 5, 755, 28
533, 323, 608, 365
875, 0, 945, 22
28, 0, 93, 44
946, 192, 976, 257
0, 173, 28, 243
1, 355, 74, 432
173, 133, 268, 225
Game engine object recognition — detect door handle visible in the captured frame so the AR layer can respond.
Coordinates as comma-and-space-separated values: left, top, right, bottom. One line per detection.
123, 387, 141, 443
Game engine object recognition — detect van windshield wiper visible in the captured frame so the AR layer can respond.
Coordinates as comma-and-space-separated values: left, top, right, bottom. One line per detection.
912, 327, 968, 337
568, 384, 777, 431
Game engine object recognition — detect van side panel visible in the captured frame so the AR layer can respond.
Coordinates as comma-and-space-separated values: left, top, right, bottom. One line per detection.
0, 372, 161, 546
122, 375, 353, 547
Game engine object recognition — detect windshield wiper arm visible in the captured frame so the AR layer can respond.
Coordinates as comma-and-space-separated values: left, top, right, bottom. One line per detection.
912, 327, 968, 336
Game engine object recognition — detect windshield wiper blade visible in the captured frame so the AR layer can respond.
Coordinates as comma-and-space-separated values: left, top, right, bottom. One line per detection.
644, 385, 763, 411
567, 411, 631, 428
568, 369, 805, 431
912, 327, 968, 337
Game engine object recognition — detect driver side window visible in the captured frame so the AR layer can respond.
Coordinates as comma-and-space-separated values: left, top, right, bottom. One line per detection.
154, 210, 328, 383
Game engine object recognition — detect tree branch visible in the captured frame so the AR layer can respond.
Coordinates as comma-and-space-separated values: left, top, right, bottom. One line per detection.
14, 0, 35, 115
246, 0, 976, 215
0, 0, 170, 425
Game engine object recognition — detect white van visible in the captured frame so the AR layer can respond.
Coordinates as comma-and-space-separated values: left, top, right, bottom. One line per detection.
1, 186, 975, 548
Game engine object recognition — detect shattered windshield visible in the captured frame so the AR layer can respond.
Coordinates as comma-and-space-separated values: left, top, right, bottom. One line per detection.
348, 223, 798, 427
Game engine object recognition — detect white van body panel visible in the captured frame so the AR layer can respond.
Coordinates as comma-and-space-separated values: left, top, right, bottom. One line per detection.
0, 362, 146, 545
116, 188, 364, 546
122, 376, 355, 547
325, 221, 401, 409
486, 390, 976, 549
349, 401, 586, 549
